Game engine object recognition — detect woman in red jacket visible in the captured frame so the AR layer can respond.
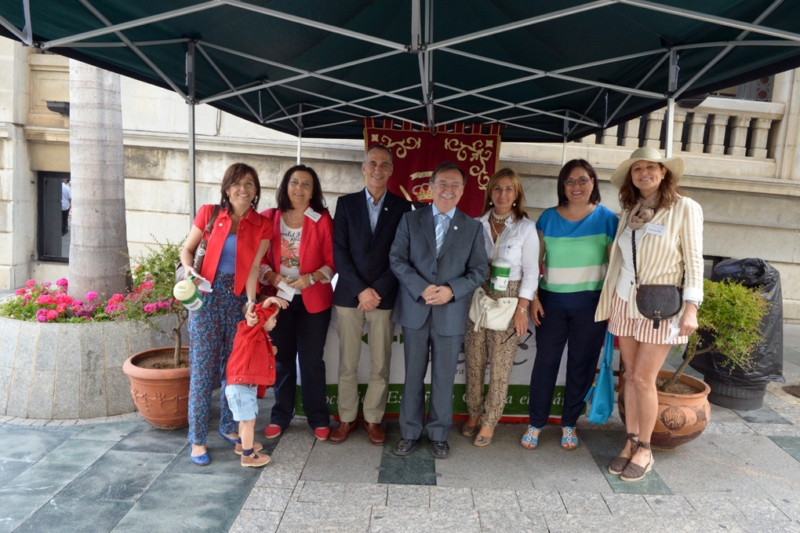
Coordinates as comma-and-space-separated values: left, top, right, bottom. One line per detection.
260, 164, 336, 440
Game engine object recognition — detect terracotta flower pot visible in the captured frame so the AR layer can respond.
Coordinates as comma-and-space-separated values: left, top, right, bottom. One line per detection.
122, 347, 190, 429
619, 369, 711, 451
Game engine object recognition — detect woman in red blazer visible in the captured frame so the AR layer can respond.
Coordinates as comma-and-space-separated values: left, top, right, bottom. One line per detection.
259, 164, 335, 440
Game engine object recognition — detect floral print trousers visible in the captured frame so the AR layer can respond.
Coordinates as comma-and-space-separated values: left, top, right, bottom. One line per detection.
464, 280, 522, 428
187, 272, 245, 445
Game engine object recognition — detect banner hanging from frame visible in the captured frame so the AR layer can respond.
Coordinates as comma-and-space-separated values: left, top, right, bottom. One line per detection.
364, 119, 502, 218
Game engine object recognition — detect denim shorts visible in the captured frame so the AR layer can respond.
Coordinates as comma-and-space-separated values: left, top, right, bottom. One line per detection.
224, 384, 259, 422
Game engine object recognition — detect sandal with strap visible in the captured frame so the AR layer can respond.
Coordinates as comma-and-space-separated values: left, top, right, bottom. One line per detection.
608, 433, 638, 475
520, 426, 542, 450
620, 441, 654, 482
561, 426, 578, 450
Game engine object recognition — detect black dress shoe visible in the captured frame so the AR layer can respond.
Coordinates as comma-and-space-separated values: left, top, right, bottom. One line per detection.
430, 440, 450, 459
394, 438, 418, 456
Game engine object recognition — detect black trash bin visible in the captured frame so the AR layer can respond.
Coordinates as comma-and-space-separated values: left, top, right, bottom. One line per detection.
689, 258, 784, 410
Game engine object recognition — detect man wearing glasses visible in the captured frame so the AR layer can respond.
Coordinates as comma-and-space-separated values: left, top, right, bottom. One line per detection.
389, 161, 488, 458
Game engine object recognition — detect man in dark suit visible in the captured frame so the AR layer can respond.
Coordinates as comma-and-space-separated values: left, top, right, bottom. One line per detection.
389, 162, 488, 458
331, 144, 412, 445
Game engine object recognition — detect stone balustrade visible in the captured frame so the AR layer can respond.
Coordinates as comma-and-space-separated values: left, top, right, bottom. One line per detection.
587, 96, 785, 159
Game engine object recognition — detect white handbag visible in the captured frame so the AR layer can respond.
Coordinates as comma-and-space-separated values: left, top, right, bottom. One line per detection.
468, 286, 518, 332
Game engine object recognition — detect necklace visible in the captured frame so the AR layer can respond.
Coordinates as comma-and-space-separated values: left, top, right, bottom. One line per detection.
285, 210, 304, 224
490, 209, 512, 225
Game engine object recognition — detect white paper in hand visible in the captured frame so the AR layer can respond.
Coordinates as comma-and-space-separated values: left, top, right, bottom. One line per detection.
193, 273, 212, 293
277, 281, 295, 301
665, 316, 682, 343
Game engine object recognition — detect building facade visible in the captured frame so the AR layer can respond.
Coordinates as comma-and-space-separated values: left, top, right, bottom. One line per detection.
2, 37, 800, 321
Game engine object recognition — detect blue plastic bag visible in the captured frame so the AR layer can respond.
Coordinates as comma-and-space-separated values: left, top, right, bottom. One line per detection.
584, 330, 615, 424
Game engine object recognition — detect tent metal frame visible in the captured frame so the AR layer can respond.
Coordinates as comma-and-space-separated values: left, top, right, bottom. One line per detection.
2, 0, 799, 218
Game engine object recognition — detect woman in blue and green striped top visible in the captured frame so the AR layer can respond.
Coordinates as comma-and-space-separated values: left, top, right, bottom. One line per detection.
521, 159, 618, 451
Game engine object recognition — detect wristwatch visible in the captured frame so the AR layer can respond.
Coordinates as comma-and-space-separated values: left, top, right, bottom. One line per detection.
246, 299, 257, 307
307, 274, 316, 286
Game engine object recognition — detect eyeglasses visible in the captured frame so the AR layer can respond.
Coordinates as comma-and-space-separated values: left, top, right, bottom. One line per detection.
433, 181, 463, 192
503, 329, 533, 348
564, 178, 591, 187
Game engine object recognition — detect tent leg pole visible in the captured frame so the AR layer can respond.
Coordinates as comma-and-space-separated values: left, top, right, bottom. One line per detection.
296, 102, 303, 164
665, 96, 675, 158
189, 102, 196, 222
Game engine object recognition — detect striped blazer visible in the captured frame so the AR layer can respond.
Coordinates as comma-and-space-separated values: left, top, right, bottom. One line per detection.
595, 196, 704, 321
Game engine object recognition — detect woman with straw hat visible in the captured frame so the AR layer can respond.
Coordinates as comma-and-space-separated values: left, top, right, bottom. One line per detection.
595, 146, 704, 482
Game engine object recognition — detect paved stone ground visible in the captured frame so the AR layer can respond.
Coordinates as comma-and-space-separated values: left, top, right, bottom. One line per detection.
1, 326, 799, 532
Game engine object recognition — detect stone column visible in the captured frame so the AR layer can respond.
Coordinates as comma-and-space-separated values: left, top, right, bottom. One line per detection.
644, 111, 664, 148
672, 109, 687, 153
707, 114, 730, 155
685, 112, 708, 153
747, 118, 772, 158
728, 116, 751, 156
623, 117, 641, 148
601, 125, 618, 146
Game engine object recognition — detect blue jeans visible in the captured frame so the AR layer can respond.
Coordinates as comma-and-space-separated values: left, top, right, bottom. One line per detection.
187, 272, 245, 445
528, 304, 607, 427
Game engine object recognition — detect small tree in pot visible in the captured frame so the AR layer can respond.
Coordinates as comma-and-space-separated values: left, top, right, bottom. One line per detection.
659, 279, 768, 393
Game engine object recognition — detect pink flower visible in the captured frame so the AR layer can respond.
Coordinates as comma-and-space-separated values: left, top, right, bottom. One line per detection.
85, 291, 99, 302
42, 282, 52, 288
143, 303, 158, 315
35, 294, 56, 305
72, 300, 84, 308
56, 278, 68, 288
36, 309, 48, 322
54, 293, 73, 305
26, 279, 36, 289
15, 288, 26, 296
46, 310, 58, 321
109, 294, 124, 304
56, 304, 67, 314
23, 294, 31, 302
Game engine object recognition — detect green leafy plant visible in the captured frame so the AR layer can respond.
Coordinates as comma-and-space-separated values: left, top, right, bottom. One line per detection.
121, 238, 188, 369
660, 278, 769, 392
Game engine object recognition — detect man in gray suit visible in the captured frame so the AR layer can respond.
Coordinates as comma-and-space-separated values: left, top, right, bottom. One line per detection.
389, 161, 488, 458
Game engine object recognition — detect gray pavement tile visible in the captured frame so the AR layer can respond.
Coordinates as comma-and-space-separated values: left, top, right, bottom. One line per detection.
242, 487, 292, 511
378, 453, 437, 486
646, 517, 745, 533
644, 495, 696, 517
770, 435, 800, 460
369, 506, 480, 533
520, 428, 612, 493
710, 404, 751, 423
703, 422, 758, 435
37, 438, 116, 467
161, 432, 262, 478
543, 513, 633, 533
57, 450, 174, 502
342, 483, 388, 507
72, 420, 145, 441
478, 510, 548, 532
301, 436, 382, 483
430, 486, 473, 509
735, 406, 792, 425
279, 502, 371, 533
13, 497, 133, 533
0, 463, 84, 533
772, 497, 800, 521
434, 433, 533, 490
723, 435, 800, 499
0, 459, 32, 489
683, 494, 747, 520
653, 435, 769, 497
229, 510, 282, 533
297, 480, 345, 503
581, 430, 671, 495
602, 493, 654, 517
0, 425, 76, 462
560, 491, 611, 515
516, 490, 566, 514
730, 497, 792, 522
471, 488, 520, 511
288, 480, 305, 502
110, 423, 188, 455
736, 519, 800, 533
751, 424, 800, 437
254, 463, 301, 489
111, 472, 253, 532
386, 484, 430, 507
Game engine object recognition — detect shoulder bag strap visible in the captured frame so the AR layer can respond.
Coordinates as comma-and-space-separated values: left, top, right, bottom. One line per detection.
631, 229, 639, 286
192, 205, 221, 272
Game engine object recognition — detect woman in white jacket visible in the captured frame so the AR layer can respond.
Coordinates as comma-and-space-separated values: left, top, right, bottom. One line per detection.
596, 147, 704, 482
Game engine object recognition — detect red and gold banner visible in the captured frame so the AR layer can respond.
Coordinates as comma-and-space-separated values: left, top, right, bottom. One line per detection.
363, 119, 501, 218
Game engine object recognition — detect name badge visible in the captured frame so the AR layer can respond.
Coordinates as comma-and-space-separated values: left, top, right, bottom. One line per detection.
304, 207, 321, 222
645, 223, 666, 237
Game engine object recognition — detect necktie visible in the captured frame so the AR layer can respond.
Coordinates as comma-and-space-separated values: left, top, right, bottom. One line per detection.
435, 214, 446, 256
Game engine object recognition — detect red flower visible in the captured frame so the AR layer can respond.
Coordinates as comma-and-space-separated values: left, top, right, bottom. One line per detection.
35, 294, 56, 305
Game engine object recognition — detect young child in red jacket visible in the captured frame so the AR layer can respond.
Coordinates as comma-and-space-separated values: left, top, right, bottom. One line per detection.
225, 303, 280, 467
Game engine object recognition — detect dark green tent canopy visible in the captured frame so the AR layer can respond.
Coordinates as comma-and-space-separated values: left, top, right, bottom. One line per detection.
2, 0, 800, 141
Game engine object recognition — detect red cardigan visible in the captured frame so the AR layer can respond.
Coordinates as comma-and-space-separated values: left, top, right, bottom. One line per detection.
193, 204, 272, 296
226, 305, 276, 387
260, 207, 335, 314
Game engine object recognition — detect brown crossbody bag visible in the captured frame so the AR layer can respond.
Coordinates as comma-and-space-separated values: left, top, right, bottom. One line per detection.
175, 205, 221, 283
631, 229, 682, 330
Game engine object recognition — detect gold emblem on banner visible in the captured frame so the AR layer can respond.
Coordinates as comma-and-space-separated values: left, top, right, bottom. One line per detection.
412, 182, 432, 201
444, 138, 494, 189
370, 134, 421, 158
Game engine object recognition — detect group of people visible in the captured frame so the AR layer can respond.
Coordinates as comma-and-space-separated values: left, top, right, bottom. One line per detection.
179, 143, 703, 482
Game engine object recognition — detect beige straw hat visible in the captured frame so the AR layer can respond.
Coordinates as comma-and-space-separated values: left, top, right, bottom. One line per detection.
609, 146, 684, 189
